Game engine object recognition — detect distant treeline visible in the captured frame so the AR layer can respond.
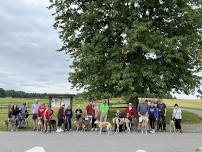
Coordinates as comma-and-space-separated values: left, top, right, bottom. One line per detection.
0, 88, 48, 98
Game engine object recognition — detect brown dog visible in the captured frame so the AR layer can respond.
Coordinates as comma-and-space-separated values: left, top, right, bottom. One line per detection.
95, 121, 112, 135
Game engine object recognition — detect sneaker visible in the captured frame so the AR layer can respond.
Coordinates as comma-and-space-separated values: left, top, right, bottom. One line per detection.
60, 128, 64, 132
56, 129, 60, 132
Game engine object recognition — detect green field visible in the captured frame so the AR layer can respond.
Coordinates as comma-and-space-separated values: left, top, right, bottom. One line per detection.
0, 97, 202, 131
163, 99, 202, 110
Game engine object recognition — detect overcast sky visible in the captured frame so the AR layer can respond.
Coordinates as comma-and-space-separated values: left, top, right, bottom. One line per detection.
0, 0, 200, 99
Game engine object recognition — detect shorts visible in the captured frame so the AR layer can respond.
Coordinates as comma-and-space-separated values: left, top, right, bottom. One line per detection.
139, 116, 149, 123
32, 114, 38, 120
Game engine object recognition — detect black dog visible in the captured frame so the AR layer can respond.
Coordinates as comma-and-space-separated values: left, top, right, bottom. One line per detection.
49, 120, 56, 132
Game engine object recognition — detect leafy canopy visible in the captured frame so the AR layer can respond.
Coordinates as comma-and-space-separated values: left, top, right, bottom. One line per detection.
49, 0, 202, 98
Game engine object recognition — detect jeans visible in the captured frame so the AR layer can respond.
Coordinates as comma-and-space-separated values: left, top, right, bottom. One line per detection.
174, 119, 181, 130
91, 116, 96, 128
57, 119, 64, 127
157, 114, 166, 130
149, 117, 156, 130
100, 115, 107, 122
65, 117, 71, 131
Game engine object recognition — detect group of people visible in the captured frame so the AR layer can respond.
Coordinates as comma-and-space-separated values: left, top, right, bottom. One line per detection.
7, 98, 182, 133
8, 103, 29, 130
31, 99, 54, 133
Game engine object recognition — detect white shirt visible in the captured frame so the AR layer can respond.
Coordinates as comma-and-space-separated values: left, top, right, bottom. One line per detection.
173, 107, 182, 119
32, 103, 40, 114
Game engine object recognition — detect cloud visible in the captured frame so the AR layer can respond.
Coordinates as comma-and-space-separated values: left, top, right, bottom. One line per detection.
0, 0, 200, 99
0, 0, 75, 94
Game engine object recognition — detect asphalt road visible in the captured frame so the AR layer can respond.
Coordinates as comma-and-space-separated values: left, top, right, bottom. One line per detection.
0, 132, 201, 152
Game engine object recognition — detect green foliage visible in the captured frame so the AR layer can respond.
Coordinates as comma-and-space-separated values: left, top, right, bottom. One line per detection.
49, 0, 202, 99
0, 88, 48, 98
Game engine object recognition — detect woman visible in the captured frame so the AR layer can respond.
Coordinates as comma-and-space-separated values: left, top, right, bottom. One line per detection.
125, 103, 138, 131
56, 104, 65, 132
9, 105, 20, 128
148, 101, 158, 133
64, 105, 73, 131
91, 102, 98, 131
172, 104, 182, 133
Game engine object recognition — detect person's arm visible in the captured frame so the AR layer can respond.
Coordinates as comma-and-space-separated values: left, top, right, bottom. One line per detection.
137, 104, 140, 116
71, 109, 73, 118
164, 104, 167, 116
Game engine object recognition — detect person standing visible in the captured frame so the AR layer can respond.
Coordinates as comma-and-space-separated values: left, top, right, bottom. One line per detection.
56, 104, 65, 132
38, 103, 46, 131
157, 99, 167, 131
31, 99, 40, 131
44, 105, 54, 133
148, 101, 158, 133
75, 105, 83, 121
64, 105, 73, 131
99, 100, 109, 122
137, 99, 149, 130
172, 104, 182, 133
91, 102, 99, 131
85, 100, 93, 120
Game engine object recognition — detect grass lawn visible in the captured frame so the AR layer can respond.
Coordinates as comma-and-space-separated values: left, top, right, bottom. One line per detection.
0, 98, 201, 131
163, 99, 202, 110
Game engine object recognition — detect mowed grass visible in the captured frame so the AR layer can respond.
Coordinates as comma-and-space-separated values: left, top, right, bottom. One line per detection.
163, 99, 202, 110
0, 98, 201, 131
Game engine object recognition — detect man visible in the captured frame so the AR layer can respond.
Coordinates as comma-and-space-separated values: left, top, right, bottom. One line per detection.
31, 99, 40, 131
99, 100, 109, 122
157, 99, 167, 131
56, 104, 65, 132
137, 99, 149, 130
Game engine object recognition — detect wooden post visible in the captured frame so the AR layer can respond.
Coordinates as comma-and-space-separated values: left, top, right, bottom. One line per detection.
70, 96, 73, 109
49, 96, 52, 107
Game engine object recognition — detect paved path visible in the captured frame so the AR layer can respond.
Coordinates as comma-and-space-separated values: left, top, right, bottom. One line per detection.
0, 132, 201, 152
182, 108, 202, 118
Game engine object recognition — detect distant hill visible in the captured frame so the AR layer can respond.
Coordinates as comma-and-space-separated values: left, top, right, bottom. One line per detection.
0, 88, 47, 98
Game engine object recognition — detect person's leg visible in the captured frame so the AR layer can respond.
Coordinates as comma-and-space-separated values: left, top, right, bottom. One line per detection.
162, 115, 166, 130
32, 115, 37, 130
149, 117, 152, 130
178, 119, 182, 131
174, 119, 179, 130
69, 118, 72, 130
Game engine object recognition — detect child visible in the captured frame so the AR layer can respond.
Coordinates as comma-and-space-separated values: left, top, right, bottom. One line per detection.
172, 104, 182, 133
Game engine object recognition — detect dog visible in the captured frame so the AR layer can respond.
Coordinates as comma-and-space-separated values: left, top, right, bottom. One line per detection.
50, 119, 57, 131
74, 118, 86, 131
140, 116, 148, 134
114, 118, 131, 133
94, 121, 112, 135
170, 119, 176, 133
4, 119, 17, 131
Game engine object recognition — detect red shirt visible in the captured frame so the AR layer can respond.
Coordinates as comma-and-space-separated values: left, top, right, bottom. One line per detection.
125, 107, 138, 119
57, 107, 64, 119
86, 105, 93, 116
38, 107, 46, 118
44, 109, 53, 119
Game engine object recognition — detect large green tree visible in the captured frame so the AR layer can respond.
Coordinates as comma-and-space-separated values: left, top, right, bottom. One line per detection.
49, 0, 202, 98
